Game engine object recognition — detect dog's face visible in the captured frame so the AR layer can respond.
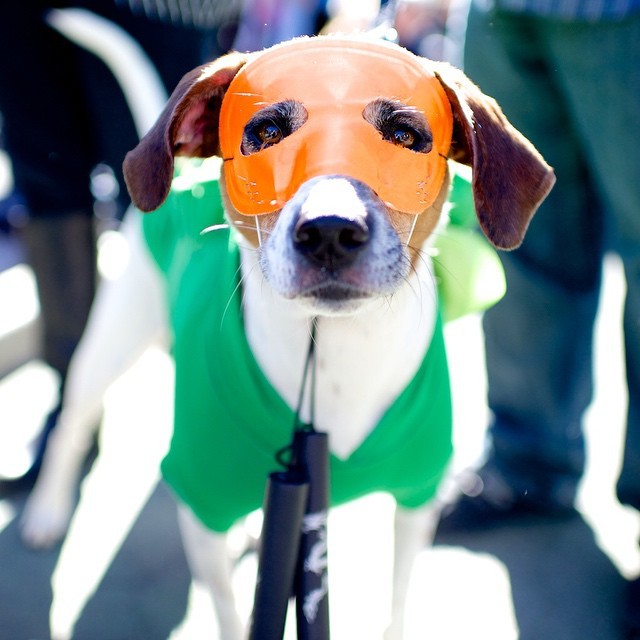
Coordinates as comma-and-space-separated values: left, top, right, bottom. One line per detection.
124, 36, 555, 315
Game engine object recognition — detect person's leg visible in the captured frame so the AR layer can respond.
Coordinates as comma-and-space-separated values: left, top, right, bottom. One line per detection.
618, 261, 640, 509
543, 14, 640, 519
20, 213, 96, 382
441, 6, 604, 527
552, 13, 640, 637
619, 255, 640, 638
0, 5, 98, 476
0, 5, 98, 379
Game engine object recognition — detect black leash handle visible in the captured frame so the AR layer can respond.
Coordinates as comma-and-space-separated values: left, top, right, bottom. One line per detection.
249, 469, 309, 640
295, 430, 330, 640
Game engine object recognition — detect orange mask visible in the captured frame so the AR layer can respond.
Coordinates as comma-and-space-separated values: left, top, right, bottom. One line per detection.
219, 37, 453, 216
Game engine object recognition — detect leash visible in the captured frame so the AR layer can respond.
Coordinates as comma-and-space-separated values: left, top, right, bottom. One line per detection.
249, 318, 331, 640
291, 317, 319, 437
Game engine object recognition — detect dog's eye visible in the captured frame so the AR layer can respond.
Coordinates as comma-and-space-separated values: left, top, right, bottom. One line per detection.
391, 127, 417, 149
363, 99, 433, 154
241, 100, 307, 155
382, 122, 430, 153
254, 122, 284, 148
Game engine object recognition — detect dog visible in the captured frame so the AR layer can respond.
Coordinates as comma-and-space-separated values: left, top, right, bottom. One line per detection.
22, 35, 554, 639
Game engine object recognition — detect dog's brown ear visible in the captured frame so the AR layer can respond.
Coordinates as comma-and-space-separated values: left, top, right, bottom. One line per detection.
432, 62, 555, 249
123, 52, 249, 212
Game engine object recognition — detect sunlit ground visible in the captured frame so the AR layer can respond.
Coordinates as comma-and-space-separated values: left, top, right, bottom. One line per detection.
0, 227, 638, 637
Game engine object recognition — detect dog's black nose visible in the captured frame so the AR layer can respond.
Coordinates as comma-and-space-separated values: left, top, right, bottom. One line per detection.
293, 216, 369, 269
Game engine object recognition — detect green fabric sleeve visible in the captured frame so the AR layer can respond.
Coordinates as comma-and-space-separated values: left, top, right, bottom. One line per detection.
433, 167, 506, 322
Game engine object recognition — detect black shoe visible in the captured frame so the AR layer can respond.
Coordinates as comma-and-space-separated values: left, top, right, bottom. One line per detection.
624, 576, 640, 639
437, 465, 578, 534
0, 401, 60, 491
24, 400, 61, 481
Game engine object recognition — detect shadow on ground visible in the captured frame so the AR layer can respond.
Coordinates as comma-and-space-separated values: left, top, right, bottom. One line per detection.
0, 474, 631, 640
0, 481, 191, 640
435, 513, 628, 640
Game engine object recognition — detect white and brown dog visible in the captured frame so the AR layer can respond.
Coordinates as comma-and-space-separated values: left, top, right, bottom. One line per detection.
23, 35, 553, 639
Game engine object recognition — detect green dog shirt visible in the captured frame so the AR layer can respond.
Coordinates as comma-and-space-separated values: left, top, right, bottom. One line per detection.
142, 161, 497, 533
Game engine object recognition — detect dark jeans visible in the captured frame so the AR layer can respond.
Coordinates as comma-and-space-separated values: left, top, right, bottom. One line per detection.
464, 5, 640, 510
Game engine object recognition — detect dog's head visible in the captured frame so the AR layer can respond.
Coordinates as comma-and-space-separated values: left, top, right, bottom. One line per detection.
124, 36, 554, 315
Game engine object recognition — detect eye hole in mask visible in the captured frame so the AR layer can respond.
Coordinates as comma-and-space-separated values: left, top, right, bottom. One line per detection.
362, 98, 434, 154
241, 98, 433, 158
241, 100, 308, 155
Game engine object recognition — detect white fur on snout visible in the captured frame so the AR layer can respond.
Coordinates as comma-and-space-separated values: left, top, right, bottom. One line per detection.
299, 177, 368, 224
260, 176, 408, 312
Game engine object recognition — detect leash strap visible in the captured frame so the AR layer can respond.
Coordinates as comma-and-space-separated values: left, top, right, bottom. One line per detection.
277, 316, 319, 470
294, 316, 319, 433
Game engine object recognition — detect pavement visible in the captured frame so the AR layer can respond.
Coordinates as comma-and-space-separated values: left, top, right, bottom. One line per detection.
0, 227, 638, 639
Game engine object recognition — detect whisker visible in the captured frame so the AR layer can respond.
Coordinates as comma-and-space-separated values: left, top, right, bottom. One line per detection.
220, 259, 260, 327
220, 277, 244, 328
201, 218, 273, 236
400, 255, 422, 302
404, 246, 440, 323
200, 223, 230, 235
380, 291, 397, 316
234, 220, 257, 227
406, 244, 433, 273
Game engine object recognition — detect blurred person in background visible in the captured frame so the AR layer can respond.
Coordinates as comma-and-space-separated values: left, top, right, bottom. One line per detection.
437, 1, 640, 636
0, 0, 242, 480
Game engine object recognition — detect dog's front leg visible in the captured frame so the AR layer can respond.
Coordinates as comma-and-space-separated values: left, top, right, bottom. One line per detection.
20, 404, 103, 548
177, 505, 244, 640
385, 503, 440, 640
20, 213, 167, 549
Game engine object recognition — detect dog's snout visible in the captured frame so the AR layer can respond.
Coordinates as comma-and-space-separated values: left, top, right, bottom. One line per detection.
293, 216, 369, 269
